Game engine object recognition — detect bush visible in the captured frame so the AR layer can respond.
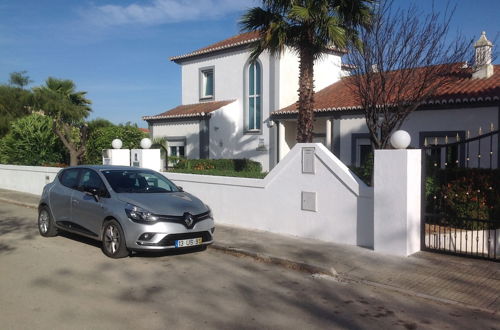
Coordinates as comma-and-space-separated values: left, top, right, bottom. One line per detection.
425, 168, 500, 228
174, 158, 262, 172
84, 126, 147, 164
0, 114, 64, 166
349, 153, 373, 186
168, 168, 267, 178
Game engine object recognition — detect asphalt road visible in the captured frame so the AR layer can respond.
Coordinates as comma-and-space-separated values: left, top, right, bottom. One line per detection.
0, 201, 498, 330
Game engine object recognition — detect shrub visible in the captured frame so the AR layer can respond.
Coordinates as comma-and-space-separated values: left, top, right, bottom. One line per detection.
84, 126, 147, 164
0, 114, 64, 166
168, 168, 267, 178
174, 158, 262, 173
426, 168, 500, 229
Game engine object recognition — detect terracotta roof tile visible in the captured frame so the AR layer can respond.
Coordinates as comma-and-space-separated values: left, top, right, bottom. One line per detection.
143, 100, 235, 121
170, 31, 346, 62
170, 32, 260, 62
274, 64, 500, 115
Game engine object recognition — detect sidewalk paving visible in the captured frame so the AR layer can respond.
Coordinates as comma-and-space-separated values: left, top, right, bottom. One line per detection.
0, 188, 498, 313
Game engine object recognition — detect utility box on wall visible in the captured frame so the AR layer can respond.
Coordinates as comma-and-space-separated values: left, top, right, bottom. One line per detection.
102, 149, 130, 166
130, 149, 161, 172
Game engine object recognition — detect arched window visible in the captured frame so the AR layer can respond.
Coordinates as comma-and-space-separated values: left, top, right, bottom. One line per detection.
247, 61, 261, 131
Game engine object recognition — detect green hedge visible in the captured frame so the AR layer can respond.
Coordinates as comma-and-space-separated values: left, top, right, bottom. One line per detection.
168, 168, 267, 178
174, 158, 262, 172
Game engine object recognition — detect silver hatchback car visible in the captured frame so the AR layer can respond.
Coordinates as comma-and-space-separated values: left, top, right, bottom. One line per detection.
38, 165, 215, 258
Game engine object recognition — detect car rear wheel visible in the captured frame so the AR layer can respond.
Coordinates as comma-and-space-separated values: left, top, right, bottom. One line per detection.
38, 206, 58, 237
102, 220, 129, 258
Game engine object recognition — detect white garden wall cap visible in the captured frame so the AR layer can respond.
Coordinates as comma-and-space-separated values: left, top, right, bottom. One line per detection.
170, 31, 347, 63
0, 164, 63, 173
142, 100, 235, 121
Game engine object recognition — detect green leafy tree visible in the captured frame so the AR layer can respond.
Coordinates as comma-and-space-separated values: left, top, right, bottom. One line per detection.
87, 118, 115, 131
0, 114, 64, 166
240, 0, 373, 142
9, 71, 33, 89
32, 78, 92, 166
0, 71, 34, 137
84, 126, 147, 164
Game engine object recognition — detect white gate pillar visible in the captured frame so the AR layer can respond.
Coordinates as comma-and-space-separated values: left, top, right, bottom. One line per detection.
373, 149, 421, 256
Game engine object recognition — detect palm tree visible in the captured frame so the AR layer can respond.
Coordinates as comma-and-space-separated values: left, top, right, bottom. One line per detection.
241, 0, 373, 142
33, 78, 92, 165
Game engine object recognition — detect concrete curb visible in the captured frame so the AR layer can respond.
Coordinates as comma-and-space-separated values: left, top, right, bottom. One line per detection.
208, 243, 498, 316
0, 197, 37, 209
209, 243, 340, 278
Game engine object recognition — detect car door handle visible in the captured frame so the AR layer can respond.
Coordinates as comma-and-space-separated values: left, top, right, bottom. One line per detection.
72, 199, 79, 206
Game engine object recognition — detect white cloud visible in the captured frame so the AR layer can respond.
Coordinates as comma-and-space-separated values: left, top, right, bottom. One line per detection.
82, 0, 256, 27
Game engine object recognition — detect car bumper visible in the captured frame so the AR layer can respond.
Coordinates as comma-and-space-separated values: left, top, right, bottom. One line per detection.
122, 217, 215, 251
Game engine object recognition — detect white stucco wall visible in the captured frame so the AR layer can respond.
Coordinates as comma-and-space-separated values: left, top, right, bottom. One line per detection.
374, 150, 421, 256
176, 46, 343, 171
165, 143, 374, 247
180, 49, 273, 170
150, 120, 201, 159
0, 165, 61, 195
277, 49, 342, 110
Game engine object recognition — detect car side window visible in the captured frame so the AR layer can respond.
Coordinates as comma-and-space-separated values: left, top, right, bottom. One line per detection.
60, 169, 80, 189
79, 169, 107, 193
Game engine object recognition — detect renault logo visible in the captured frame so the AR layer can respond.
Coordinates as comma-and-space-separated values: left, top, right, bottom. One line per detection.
184, 213, 194, 227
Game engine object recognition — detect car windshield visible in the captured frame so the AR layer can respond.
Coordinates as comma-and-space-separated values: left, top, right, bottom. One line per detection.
101, 170, 179, 193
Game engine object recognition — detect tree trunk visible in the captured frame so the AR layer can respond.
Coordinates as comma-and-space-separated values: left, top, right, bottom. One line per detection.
69, 150, 79, 166
296, 46, 315, 143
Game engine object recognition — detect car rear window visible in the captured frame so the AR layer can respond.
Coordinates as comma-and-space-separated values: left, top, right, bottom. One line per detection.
60, 169, 80, 189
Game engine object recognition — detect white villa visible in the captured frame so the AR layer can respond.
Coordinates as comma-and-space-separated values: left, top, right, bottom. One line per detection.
144, 31, 499, 171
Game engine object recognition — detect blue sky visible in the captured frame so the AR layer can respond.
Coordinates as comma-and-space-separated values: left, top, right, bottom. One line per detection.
1, 0, 498, 127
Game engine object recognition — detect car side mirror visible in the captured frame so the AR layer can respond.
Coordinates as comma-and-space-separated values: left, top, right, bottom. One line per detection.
177, 186, 184, 192
84, 187, 100, 202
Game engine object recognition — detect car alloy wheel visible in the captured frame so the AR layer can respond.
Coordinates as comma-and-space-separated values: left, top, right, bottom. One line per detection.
39, 210, 49, 234
102, 220, 129, 258
38, 206, 58, 237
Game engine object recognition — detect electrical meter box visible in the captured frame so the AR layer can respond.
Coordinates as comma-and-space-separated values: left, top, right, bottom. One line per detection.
102, 149, 130, 166
130, 149, 161, 172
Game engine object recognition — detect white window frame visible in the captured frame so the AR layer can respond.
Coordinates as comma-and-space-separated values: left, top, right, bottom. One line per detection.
199, 67, 214, 100
246, 61, 262, 133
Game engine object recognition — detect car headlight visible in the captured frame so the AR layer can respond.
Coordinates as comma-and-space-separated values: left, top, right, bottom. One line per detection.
125, 203, 158, 223
205, 204, 213, 217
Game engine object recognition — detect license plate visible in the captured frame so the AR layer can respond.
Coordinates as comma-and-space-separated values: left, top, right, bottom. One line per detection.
175, 237, 202, 248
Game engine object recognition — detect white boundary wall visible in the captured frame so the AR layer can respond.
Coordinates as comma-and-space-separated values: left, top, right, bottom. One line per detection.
0, 165, 62, 195
165, 143, 374, 248
0, 145, 425, 255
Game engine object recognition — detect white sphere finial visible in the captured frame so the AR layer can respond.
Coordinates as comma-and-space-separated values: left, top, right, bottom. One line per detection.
390, 130, 411, 149
111, 139, 123, 149
140, 138, 152, 149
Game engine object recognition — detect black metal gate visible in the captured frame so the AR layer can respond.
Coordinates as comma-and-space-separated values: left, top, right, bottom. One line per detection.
421, 128, 499, 261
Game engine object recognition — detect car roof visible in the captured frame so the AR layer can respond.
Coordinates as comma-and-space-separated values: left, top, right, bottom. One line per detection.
63, 165, 157, 172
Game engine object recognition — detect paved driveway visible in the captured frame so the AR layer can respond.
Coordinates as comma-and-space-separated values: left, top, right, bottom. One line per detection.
0, 202, 498, 330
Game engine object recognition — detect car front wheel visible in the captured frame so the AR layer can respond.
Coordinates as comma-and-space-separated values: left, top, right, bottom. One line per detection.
102, 220, 129, 258
38, 206, 58, 237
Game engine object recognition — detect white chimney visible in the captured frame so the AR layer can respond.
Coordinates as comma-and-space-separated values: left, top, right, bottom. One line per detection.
472, 31, 494, 79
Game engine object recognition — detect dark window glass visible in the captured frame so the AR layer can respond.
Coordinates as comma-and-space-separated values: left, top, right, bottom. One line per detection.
102, 170, 179, 193
178, 146, 185, 157
60, 169, 80, 189
79, 169, 106, 191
